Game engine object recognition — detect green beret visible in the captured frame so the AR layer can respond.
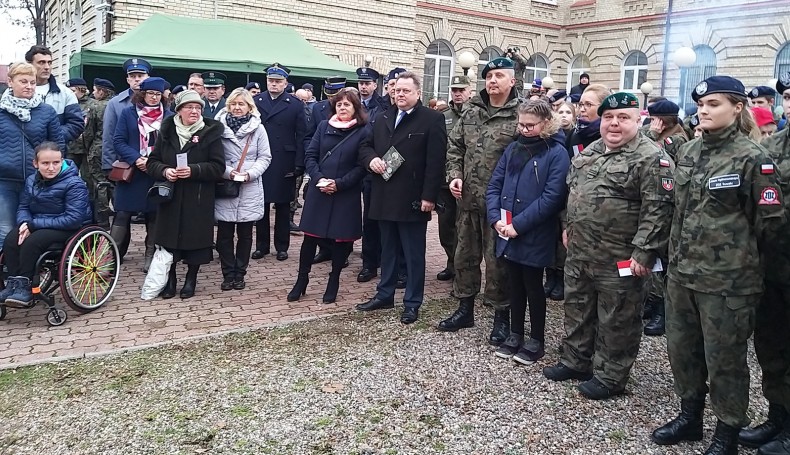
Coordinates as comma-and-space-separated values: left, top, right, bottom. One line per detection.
481, 57, 514, 79
597, 92, 641, 116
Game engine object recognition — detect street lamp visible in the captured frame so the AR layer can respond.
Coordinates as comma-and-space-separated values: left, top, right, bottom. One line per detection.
542, 76, 555, 89
458, 51, 476, 76
640, 82, 654, 109
364, 55, 373, 68
769, 78, 778, 90
673, 47, 697, 112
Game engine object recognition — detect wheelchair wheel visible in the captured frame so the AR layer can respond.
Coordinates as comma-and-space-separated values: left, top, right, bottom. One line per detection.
58, 226, 120, 313
46, 308, 67, 326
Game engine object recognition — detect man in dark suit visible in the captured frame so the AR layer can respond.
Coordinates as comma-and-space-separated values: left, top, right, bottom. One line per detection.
356, 71, 447, 324
252, 63, 308, 261
201, 71, 226, 118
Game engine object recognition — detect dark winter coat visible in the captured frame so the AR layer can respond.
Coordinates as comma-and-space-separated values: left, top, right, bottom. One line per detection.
358, 102, 447, 223
0, 105, 65, 184
17, 160, 92, 231
299, 120, 369, 240
486, 131, 570, 268
112, 105, 174, 213
253, 91, 308, 203
146, 117, 225, 251
307, 99, 331, 140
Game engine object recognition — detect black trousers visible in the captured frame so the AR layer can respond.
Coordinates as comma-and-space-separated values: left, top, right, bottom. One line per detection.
113, 211, 156, 259
506, 260, 547, 342
361, 177, 380, 269
376, 220, 427, 309
3, 227, 74, 279
255, 203, 290, 253
216, 221, 254, 280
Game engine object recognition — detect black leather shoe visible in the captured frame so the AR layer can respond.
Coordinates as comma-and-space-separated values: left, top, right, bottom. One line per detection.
543, 362, 593, 382
436, 269, 454, 281
578, 377, 625, 400
400, 307, 419, 324
313, 249, 331, 264
758, 429, 790, 455
396, 274, 407, 289
251, 250, 268, 260
276, 251, 288, 261
355, 297, 395, 311
232, 280, 245, 290
221, 279, 234, 291
357, 268, 377, 283
740, 403, 788, 448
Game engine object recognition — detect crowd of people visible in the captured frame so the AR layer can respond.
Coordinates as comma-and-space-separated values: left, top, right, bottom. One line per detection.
2, 42, 790, 455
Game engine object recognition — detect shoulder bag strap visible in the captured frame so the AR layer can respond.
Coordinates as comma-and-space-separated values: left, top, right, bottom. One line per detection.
235, 134, 253, 173
318, 128, 362, 167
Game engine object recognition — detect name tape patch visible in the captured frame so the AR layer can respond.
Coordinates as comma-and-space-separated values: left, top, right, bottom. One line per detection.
708, 174, 741, 190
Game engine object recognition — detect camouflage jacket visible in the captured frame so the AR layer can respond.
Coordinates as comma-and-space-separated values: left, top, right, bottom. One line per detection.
668, 123, 786, 295
87, 99, 109, 160
446, 90, 519, 211
754, 127, 790, 285
443, 101, 465, 134
67, 97, 98, 157
641, 124, 689, 162
565, 134, 674, 267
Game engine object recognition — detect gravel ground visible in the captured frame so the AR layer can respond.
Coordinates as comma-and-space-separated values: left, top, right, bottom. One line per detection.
0, 298, 768, 455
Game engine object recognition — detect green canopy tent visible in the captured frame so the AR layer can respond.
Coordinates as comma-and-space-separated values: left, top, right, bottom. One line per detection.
69, 14, 358, 90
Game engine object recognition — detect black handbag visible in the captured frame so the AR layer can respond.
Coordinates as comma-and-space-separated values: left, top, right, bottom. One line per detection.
216, 135, 252, 199
147, 180, 174, 203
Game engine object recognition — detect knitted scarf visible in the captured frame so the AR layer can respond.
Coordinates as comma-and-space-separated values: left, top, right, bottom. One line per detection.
575, 118, 602, 144
328, 115, 358, 129
136, 103, 163, 155
508, 135, 549, 176
174, 114, 205, 148
0, 88, 44, 122
226, 113, 252, 134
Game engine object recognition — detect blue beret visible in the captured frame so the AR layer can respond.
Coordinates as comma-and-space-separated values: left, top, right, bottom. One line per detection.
386, 67, 407, 82
123, 57, 151, 74
569, 93, 582, 103
266, 63, 290, 80
245, 82, 261, 90
172, 84, 187, 95
481, 57, 514, 79
749, 86, 776, 99
139, 77, 167, 93
66, 78, 87, 87
778, 72, 790, 94
357, 67, 380, 81
93, 78, 115, 90
548, 90, 567, 103
691, 76, 746, 102
647, 99, 680, 116
163, 80, 171, 91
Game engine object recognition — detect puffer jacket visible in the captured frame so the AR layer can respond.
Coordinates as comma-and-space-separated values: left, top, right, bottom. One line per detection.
215, 112, 272, 223
17, 159, 92, 231
0, 104, 65, 184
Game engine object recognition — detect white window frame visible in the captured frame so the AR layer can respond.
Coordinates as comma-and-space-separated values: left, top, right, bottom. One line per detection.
567, 54, 590, 90
524, 53, 550, 86
424, 40, 455, 102
620, 51, 648, 92
476, 47, 502, 93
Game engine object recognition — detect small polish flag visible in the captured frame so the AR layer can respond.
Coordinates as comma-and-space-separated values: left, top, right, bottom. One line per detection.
572, 144, 583, 156
659, 159, 671, 167
761, 164, 775, 174
617, 259, 664, 277
665, 137, 673, 145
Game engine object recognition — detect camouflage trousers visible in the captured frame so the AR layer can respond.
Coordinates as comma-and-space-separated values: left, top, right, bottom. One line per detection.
452, 209, 508, 310
560, 259, 646, 389
83, 151, 112, 219
666, 278, 759, 427
754, 280, 790, 411
436, 187, 458, 271
646, 269, 665, 300
290, 174, 306, 215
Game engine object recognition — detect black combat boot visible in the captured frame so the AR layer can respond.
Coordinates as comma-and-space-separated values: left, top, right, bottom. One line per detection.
704, 420, 739, 455
741, 403, 789, 448
543, 268, 557, 296
437, 296, 475, 332
651, 399, 705, 445
643, 292, 659, 319
758, 418, 790, 455
549, 272, 564, 300
489, 310, 510, 346
644, 297, 665, 336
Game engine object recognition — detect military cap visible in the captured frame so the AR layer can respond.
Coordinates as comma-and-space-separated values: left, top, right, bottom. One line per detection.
266, 63, 290, 80
66, 78, 87, 87
647, 99, 680, 116
302, 83, 314, 91
481, 57, 514, 79
752, 107, 776, 127
691, 76, 746, 102
245, 82, 261, 91
449, 75, 471, 89
323, 76, 346, 95
171, 84, 187, 95
386, 67, 407, 82
139, 77, 167, 93
748, 86, 776, 100
597, 92, 640, 116
777, 72, 790, 94
123, 58, 151, 74
93, 78, 115, 90
548, 90, 567, 104
201, 71, 226, 88
357, 67, 380, 81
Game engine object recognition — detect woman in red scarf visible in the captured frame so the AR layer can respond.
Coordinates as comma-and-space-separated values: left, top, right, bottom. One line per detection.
111, 77, 173, 271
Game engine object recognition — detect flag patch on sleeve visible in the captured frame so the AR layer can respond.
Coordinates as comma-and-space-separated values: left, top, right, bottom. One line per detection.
761, 164, 775, 174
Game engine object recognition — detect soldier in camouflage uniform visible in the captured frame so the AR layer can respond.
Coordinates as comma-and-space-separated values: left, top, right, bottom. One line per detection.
86, 78, 115, 229
542, 92, 674, 401
738, 74, 790, 455
65, 78, 96, 170
504, 48, 528, 96
439, 57, 520, 345
652, 77, 787, 455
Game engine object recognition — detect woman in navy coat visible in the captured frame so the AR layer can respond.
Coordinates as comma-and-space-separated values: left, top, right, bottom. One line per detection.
287, 89, 369, 304
110, 77, 173, 271
486, 99, 570, 365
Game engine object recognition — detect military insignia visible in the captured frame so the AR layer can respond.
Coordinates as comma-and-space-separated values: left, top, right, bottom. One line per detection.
608, 97, 619, 108
759, 187, 780, 205
209, 72, 215, 78
361, 68, 367, 74
761, 163, 775, 174
695, 82, 708, 96
659, 158, 671, 167
708, 174, 740, 190
751, 88, 759, 98
780, 73, 790, 87
132, 58, 138, 65
662, 178, 674, 191
690, 115, 700, 127
621, 98, 628, 105
488, 62, 495, 69
665, 137, 673, 145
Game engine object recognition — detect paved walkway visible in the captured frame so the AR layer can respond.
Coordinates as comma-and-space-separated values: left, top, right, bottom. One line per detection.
0, 217, 453, 369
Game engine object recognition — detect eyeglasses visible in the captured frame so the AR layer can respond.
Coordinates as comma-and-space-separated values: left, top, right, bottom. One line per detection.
144, 91, 162, 97
180, 105, 203, 112
517, 122, 542, 131
579, 102, 599, 110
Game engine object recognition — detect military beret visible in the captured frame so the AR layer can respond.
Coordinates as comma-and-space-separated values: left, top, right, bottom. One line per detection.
597, 92, 640, 116
752, 107, 776, 127
201, 71, 226, 88
548, 90, 568, 104
245, 82, 261, 91
356, 67, 380, 81
569, 93, 581, 104
123, 57, 151, 74
776, 72, 790, 94
691, 76, 746, 102
449, 75, 471, 88
647, 99, 680, 116
172, 85, 187, 95
266, 63, 290, 80
748, 86, 776, 100
66, 78, 87, 87
481, 57, 514, 79
386, 67, 407, 82
139, 77, 167, 93
93, 78, 115, 90
163, 80, 171, 91
689, 114, 700, 128
323, 76, 346, 95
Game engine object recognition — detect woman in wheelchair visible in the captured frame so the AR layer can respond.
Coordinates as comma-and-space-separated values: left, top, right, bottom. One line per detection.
0, 142, 92, 305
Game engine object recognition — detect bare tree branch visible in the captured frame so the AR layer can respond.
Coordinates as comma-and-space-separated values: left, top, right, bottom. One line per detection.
0, 0, 46, 45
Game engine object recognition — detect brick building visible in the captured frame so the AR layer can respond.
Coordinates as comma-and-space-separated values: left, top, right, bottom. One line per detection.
44, 0, 790, 111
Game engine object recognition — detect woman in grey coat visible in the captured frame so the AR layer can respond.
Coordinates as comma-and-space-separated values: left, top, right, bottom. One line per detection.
215, 88, 272, 290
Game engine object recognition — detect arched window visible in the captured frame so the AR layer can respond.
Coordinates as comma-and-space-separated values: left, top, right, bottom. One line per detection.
620, 51, 648, 92
567, 54, 590, 90
679, 45, 717, 112
424, 40, 455, 102
477, 47, 501, 93
775, 43, 790, 81
524, 54, 550, 86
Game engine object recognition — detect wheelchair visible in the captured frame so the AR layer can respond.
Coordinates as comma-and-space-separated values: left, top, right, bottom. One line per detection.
0, 225, 121, 326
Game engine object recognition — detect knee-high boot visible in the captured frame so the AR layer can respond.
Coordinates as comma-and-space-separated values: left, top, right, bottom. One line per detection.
180, 264, 199, 299
323, 242, 350, 304
142, 217, 156, 273
288, 238, 316, 302
160, 263, 177, 299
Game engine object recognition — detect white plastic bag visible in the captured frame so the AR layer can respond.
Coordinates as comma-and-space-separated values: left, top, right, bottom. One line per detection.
141, 246, 173, 300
